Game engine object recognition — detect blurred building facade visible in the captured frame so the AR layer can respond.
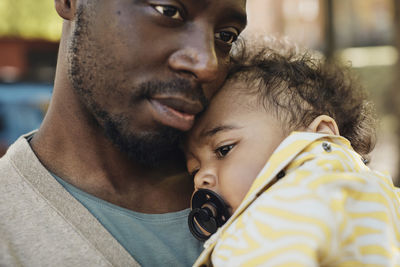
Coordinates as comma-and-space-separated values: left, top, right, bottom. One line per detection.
0, 38, 58, 83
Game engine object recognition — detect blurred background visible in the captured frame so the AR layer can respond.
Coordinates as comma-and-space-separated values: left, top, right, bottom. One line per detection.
0, 0, 399, 184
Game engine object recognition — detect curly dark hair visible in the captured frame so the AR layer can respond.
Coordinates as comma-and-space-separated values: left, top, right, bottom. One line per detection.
227, 37, 377, 156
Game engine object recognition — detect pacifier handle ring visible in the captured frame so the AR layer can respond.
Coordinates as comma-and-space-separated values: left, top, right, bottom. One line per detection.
191, 189, 231, 225
188, 208, 211, 241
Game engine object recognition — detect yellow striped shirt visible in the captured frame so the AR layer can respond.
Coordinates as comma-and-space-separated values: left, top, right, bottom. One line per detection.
194, 132, 400, 267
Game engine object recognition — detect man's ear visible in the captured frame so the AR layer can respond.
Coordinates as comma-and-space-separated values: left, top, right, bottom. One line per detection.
306, 115, 340, 135
55, 0, 76, 20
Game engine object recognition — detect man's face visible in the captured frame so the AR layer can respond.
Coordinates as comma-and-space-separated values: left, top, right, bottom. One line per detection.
67, 0, 247, 165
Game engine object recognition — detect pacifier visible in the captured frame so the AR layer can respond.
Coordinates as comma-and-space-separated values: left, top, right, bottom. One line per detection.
188, 189, 231, 241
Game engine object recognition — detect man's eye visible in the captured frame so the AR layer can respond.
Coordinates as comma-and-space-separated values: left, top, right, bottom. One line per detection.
215, 31, 238, 45
215, 144, 235, 158
153, 5, 183, 21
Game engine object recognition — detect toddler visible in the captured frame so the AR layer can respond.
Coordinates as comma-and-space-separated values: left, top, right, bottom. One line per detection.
185, 39, 400, 266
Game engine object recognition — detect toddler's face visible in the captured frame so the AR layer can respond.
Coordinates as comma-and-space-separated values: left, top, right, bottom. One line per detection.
185, 81, 286, 213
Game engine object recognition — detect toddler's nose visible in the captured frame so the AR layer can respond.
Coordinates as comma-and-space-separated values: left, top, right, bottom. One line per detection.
194, 170, 217, 190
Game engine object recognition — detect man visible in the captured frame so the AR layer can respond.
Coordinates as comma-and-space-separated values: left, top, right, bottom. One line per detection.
0, 0, 247, 266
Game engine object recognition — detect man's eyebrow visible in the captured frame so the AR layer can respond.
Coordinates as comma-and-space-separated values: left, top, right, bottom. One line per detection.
224, 7, 248, 29
201, 125, 241, 138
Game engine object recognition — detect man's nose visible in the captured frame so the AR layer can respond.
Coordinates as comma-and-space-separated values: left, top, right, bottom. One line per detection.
168, 29, 219, 83
193, 169, 217, 190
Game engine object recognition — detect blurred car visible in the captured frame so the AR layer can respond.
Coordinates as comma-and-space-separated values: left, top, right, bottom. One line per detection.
0, 83, 52, 156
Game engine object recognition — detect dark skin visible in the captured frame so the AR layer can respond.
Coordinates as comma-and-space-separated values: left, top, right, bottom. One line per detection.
31, 0, 247, 213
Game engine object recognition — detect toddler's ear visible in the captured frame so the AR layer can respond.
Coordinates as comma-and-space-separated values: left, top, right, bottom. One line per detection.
306, 115, 340, 135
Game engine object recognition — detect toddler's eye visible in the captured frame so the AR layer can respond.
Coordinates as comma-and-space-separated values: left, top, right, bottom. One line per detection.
153, 5, 183, 21
215, 144, 235, 158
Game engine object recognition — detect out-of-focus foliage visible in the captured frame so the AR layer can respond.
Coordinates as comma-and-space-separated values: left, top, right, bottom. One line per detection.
0, 0, 62, 41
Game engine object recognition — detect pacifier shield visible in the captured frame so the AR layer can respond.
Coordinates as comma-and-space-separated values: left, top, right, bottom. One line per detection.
188, 189, 231, 241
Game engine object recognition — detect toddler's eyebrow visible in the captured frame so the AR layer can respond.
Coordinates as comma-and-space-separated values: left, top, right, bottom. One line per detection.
201, 124, 241, 138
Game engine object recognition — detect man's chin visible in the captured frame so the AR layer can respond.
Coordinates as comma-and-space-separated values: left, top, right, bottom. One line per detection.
124, 137, 185, 168
104, 121, 185, 167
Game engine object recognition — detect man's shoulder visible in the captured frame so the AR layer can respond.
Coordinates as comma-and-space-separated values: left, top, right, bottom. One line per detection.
0, 134, 37, 186
0, 149, 15, 180
0, 137, 29, 186
0, 135, 49, 215
0, 135, 139, 267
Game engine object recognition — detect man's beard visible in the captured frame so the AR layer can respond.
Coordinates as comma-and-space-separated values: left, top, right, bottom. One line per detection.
102, 113, 185, 167
67, 5, 207, 167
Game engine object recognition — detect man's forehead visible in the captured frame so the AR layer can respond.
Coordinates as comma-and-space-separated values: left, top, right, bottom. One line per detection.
187, 0, 247, 26
186, 0, 246, 8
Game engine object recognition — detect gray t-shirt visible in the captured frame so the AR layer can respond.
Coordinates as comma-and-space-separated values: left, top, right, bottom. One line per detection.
54, 176, 203, 267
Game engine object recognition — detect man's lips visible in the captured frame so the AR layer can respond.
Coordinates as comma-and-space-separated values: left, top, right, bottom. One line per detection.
153, 97, 204, 115
149, 96, 204, 131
